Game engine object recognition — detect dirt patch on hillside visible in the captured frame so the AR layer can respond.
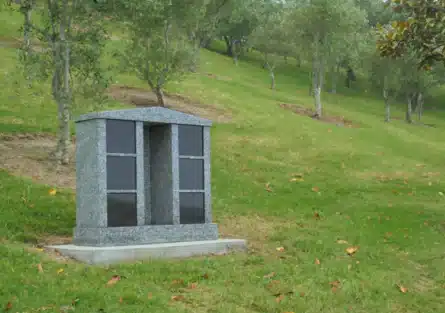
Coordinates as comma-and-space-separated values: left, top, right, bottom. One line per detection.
0, 37, 46, 52
204, 72, 233, 81
0, 133, 76, 189
279, 103, 360, 128
0, 37, 22, 49
109, 85, 232, 123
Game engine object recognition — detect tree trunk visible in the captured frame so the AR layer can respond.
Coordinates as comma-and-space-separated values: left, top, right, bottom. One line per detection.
23, 4, 32, 51
417, 92, 423, 121
232, 40, 240, 66
330, 62, 339, 94
309, 59, 316, 96
383, 76, 390, 122
223, 36, 233, 56
189, 42, 200, 72
268, 66, 275, 90
383, 94, 390, 122
155, 86, 165, 106
262, 52, 268, 69
55, 99, 71, 165
20, 1, 33, 85
200, 36, 211, 48
313, 60, 323, 118
345, 67, 356, 89
406, 94, 413, 124
270, 71, 275, 90
312, 34, 323, 118
314, 84, 322, 118
53, 2, 72, 165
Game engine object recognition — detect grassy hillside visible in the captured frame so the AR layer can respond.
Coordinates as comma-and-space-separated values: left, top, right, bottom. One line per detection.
1, 9, 445, 313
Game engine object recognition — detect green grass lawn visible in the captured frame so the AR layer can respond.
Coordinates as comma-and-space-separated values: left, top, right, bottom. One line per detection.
1, 12, 445, 312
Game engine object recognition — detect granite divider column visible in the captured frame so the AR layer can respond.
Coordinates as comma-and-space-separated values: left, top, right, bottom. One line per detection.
135, 121, 146, 226
171, 124, 180, 225
203, 126, 212, 224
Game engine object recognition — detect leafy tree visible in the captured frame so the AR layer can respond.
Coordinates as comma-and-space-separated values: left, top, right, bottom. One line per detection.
287, 0, 367, 118
250, 2, 289, 88
217, 0, 263, 58
377, 0, 445, 68
368, 51, 402, 122
398, 54, 445, 122
170, 0, 220, 71
194, 0, 232, 48
355, 0, 392, 26
116, 0, 195, 106
12, 0, 111, 165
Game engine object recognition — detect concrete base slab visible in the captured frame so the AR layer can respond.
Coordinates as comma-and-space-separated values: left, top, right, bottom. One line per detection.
47, 239, 247, 265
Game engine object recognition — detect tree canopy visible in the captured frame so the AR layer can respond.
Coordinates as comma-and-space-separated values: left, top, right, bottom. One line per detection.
377, 0, 445, 68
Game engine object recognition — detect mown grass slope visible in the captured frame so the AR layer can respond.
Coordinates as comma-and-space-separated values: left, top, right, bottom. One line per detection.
1, 9, 445, 313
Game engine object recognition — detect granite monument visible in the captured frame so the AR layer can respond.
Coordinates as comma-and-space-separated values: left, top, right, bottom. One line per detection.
49, 107, 246, 264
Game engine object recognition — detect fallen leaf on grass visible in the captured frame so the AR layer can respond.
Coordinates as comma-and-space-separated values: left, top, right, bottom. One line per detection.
48, 188, 57, 196
188, 283, 198, 289
263, 272, 276, 279
313, 212, 321, 220
398, 285, 408, 293
289, 177, 304, 182
266, 280, 281, 290
57, 268, 64, 275
336, 240, 348, 244
35, 305, 56, 311
330, 280, 341, 293
119, 297, 123, 303
37, 263, 44, 273
275, 294, 285, 303
107, 275, 122, 286
346, 246, 359, 256
265, 183, 273, 192
147, 292, 153, 299
273, 291, 293, 300
4, 302, 12, 312
276, 247, 285, 252
171, 295, 185, 302
312, 186, 320, 192
171, 279, 185, 286
59, 305, 74, 312
315, 258, 321, 265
